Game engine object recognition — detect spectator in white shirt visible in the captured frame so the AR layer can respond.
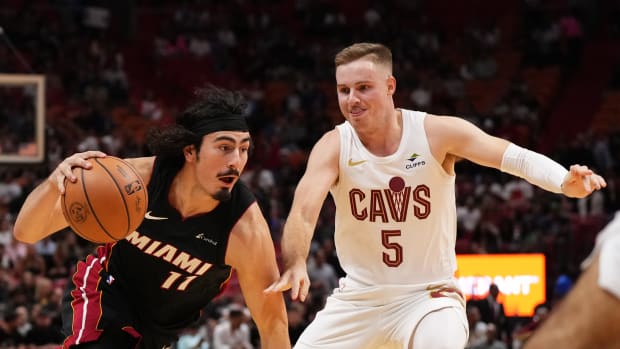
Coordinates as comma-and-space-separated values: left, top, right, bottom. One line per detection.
212, 306, 253, 349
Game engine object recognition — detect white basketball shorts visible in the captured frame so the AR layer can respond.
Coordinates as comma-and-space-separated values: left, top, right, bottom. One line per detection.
294, 277, 467, 349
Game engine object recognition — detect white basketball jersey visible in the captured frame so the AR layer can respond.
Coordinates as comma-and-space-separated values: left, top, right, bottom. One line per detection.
331, 109, 457, 286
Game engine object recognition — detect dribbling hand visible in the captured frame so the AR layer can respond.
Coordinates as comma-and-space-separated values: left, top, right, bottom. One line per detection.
264, 262, 311, 302
49, 151, 107, 194
561, 165, 606, 198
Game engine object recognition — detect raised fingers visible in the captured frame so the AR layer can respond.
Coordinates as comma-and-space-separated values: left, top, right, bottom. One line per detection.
589, 174, 607, 191
569, 164, 593, 177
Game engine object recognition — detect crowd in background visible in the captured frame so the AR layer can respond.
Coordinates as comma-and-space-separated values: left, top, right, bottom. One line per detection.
0, 0, 620, 348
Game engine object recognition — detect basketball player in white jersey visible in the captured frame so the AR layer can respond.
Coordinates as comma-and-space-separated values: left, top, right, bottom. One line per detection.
265, 42, 606, 348
524, 212, 620, 349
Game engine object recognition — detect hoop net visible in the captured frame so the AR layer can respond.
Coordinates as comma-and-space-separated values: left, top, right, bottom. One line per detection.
392, 189, 405, 215
385, 187, 409, 222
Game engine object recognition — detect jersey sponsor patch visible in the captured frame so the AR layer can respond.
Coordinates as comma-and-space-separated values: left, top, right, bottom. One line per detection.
405, 152, 426, 170
195, 233, 218, 246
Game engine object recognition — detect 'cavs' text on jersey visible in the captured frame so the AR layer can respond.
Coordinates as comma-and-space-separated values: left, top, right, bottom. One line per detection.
348, 185, 431, 222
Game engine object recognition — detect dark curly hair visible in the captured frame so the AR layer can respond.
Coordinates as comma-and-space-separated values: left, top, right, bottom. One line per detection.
145, 85, 248, 159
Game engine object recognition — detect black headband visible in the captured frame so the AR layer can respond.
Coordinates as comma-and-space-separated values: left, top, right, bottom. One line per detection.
191, 114, 249, 136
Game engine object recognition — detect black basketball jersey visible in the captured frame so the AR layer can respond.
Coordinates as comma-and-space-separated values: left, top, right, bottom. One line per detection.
104, 156, 256, 334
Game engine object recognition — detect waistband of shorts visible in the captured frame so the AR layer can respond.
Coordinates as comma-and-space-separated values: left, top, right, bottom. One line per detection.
340, 276, 459, 290
334, 276, 464, 307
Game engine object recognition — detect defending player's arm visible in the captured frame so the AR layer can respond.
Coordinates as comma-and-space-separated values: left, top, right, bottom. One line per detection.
13, 151, 107, 243
425, 115, 606, 197
524, 213, 620, 348
265, 130, 340, 301
523, 254, 620, 349
227, 202, 291, 349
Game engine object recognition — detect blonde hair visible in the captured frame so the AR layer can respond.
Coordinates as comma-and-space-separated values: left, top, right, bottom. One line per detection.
334, 43, 393, 73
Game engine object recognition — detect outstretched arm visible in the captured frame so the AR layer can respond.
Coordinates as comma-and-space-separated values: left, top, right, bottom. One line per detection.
264, 129, 340, 301
227, 203, 290, 349
425, 115, 606, 198
13, 151, 107, 243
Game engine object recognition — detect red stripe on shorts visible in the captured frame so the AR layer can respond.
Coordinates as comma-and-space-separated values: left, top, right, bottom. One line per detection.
62, 252, 106, 348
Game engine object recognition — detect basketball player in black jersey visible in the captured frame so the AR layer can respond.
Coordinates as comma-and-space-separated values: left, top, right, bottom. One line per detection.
13, 86, 291, 348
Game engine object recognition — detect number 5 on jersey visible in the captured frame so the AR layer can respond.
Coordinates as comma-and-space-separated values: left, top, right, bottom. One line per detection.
382, 230, 403, 267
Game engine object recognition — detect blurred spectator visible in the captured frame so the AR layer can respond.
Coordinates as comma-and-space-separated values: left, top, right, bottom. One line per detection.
82, 5, 110, 31
189, 33, 212, 57
287, 302, 308, 344
458, 196, 482, 236
577, 188, 605, 217
0, 306, 30, 347
410, 76, 433, 109
472, 284, 507, 341
559, 8, 585, 73
0, 173, 22, 206
471, 323, 507, 349
35, 237, 56, 267
470, 50, 498, 80
212, 305, 253, 349
140, 90, 163, 121
511, 303, 550, 349
176, 321, 210, 349
25, 306, 64, 347
0, 219, 13, 247
306, 249, 338, 302
320, 238, 345, 278
46, 245, 71, 283
592, 133, 614, 172
466, 303, 488, 348
17, 245, 46, 277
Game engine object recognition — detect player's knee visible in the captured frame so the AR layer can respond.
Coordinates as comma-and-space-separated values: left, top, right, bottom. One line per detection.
410, 308, 467, 349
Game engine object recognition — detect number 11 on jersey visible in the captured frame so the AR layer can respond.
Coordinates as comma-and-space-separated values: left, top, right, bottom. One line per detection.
161, 271, 197, 291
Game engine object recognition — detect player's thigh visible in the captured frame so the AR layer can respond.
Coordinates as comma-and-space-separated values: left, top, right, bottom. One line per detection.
410, 307, 467, 349
295, 296, 384, 348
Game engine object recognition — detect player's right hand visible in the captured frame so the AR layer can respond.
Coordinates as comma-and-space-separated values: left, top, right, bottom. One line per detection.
561, 164, 607, 198
49, 151, 107, 194
264, 262, 311, 302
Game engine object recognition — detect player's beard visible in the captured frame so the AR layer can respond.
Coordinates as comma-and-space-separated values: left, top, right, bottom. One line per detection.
213, 167, 239, 202
213, 188, 232, 202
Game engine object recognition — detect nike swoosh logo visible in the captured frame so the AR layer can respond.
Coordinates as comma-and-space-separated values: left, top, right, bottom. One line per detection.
144, 211, 168, 220
348, 158, 367, 167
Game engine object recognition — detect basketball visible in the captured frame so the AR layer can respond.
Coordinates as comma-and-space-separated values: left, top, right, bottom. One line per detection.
61, 156, 148, 243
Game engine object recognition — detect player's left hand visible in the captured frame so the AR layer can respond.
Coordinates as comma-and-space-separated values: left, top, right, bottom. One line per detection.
561, 165, 607, 198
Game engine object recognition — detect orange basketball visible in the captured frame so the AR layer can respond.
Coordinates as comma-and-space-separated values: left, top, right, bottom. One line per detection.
61, 156, 148, 243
